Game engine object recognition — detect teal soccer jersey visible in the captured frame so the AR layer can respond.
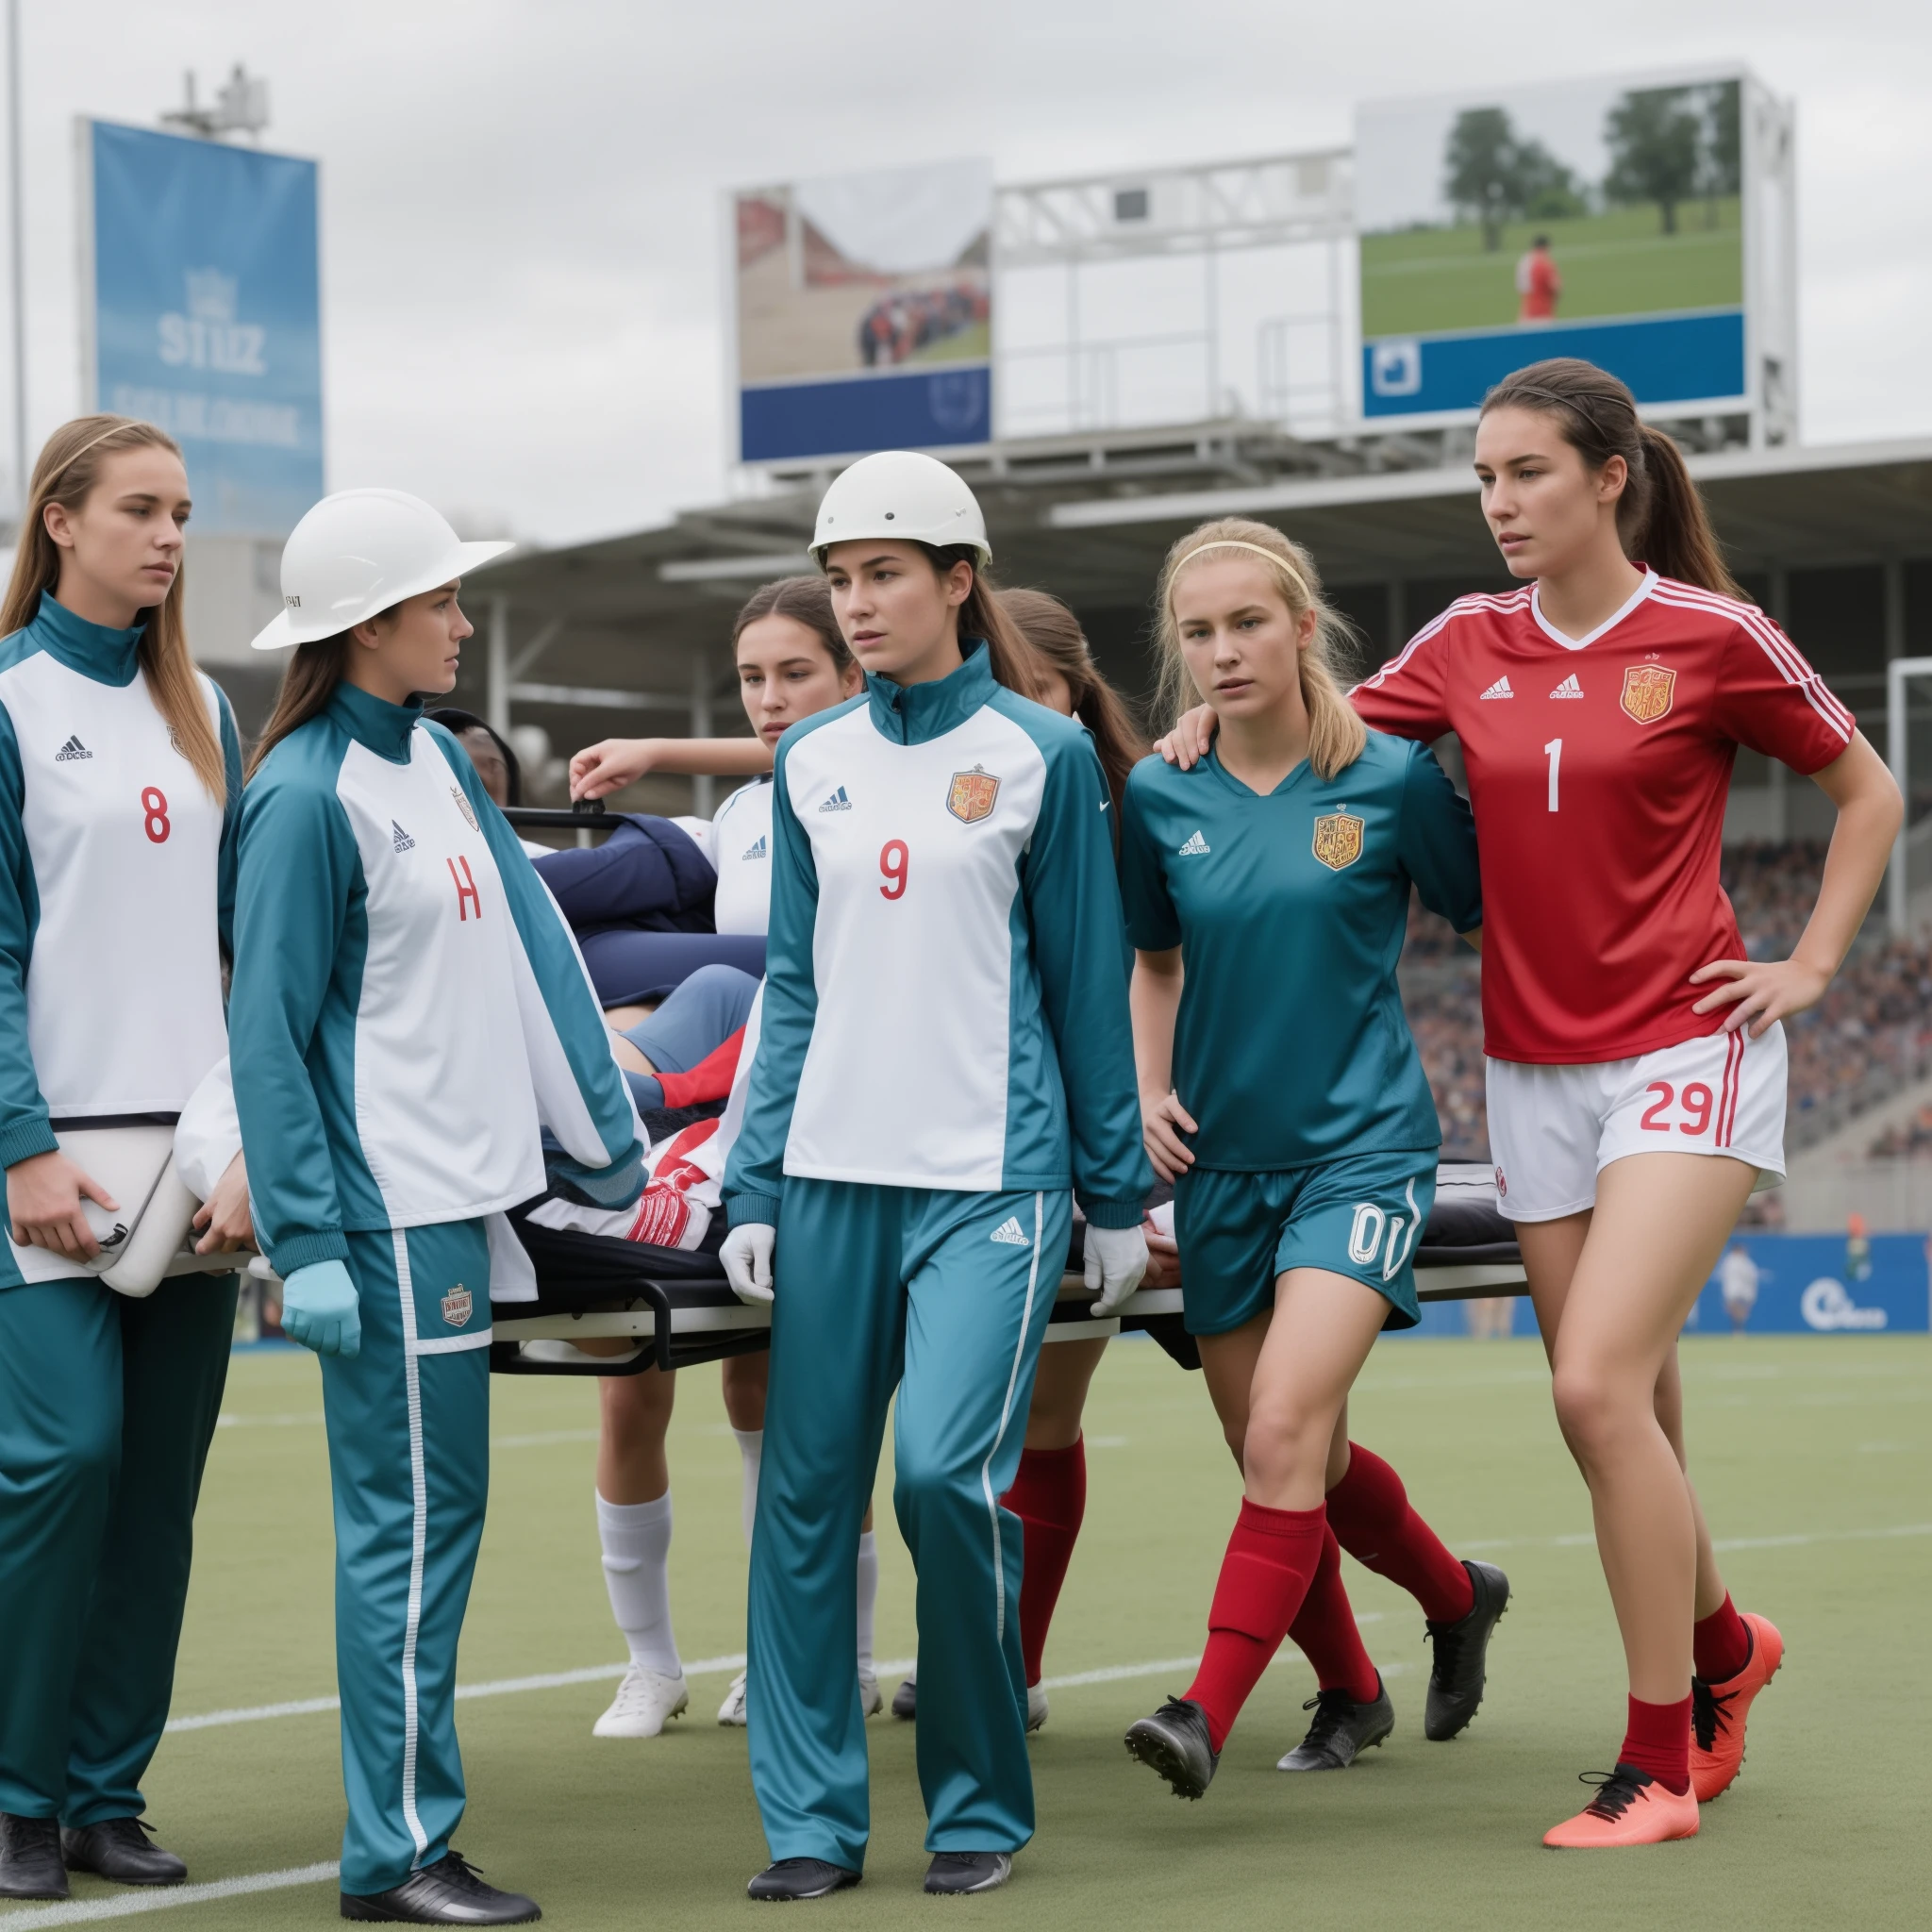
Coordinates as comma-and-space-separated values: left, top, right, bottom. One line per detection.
1119, 730, 1481, 1170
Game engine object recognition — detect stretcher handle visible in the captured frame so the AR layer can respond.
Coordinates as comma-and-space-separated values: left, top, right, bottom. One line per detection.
504, 800, 614, 833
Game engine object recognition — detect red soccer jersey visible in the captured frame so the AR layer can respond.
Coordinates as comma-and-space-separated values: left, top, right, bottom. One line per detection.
1352, 570, 1855, 1064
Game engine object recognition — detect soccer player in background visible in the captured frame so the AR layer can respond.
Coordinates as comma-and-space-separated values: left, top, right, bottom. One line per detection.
1120, 520, 1506, 1798
1156, 358, 1899, 1845
1517, 236, 1561, 323
719, 451, 1150, 1900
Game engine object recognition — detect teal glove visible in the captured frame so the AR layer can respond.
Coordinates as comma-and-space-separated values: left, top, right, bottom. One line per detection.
282, 1258, 361, 1358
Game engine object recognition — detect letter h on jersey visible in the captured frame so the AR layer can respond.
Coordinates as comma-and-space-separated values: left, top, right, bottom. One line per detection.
447, 855, 481, 921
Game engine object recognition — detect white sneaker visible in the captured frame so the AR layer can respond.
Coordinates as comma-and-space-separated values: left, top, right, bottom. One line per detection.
859, 1667, 882, 1718
717, 1669, 748, 1726
1026, 1682, 1049, 1733
592, 1664, 688, 1739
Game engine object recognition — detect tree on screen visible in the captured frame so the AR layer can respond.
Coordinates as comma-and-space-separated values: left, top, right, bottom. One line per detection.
1443, 108, 1585, 250
1604, 87, 1706, 234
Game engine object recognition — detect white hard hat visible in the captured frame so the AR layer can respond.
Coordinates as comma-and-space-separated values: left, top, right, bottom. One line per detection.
250, 489, 514, 651
810, 450, 990, 570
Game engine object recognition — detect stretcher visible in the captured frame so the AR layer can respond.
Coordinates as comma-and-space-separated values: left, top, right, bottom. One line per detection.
488, 1164, 1523, 1378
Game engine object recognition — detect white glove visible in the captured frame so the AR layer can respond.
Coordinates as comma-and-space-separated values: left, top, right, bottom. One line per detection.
1084, 1223, 1149, 1318
721, 1222, 775, 1306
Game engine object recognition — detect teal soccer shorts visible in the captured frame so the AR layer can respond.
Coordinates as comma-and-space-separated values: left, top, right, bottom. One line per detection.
1173, 1151, 1437, 1335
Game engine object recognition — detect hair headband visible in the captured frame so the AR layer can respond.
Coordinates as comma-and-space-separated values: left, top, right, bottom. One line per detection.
1170, 538, 1312, 606
45, 419, 148, 488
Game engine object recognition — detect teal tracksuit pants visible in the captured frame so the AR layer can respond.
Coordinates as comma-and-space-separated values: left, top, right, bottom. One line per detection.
0, 1272, 237, 1823
748, 1178, 1073, 1871
325, 1221, 491, 1899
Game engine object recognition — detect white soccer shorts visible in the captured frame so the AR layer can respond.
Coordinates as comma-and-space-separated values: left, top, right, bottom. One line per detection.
1486, 1023, 1788, 1224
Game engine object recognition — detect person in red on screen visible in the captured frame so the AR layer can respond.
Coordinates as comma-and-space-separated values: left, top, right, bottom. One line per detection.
1157, 357, 1901, 1848
1516, 236, 1561, 323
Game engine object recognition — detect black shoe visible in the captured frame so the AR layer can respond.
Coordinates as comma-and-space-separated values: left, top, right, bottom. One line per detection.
61, 1816, 187, 1887
341, 1851, 540, 1924
1424, 1559, 1510, 1740
1276, 1675, 1396, 1771
891, 1674, 917, 1721
0, 1815, 68, 1901
924, 1852, 1011, 1895
1124, 1697, 1219, 1799
746, 1858, 861, 1902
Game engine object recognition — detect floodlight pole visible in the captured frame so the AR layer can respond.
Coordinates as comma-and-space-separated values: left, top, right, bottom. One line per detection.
7, 0, 24, 519
1885, 656, 1932, 936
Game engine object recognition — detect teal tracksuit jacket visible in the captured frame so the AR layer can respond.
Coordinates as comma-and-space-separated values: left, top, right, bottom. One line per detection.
228, 680, 641, 1896
724, 641, 1149, 1870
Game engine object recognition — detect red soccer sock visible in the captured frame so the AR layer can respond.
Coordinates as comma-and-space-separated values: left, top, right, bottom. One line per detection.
1691, 1592, 1752, 1684
1286, 1526, 1380, 1706
1324, 1442, 1474, 1625
1184, 1500, 1326, 1753
1001, 1440, 1087, 1687
1619, 1692, 1692, 1794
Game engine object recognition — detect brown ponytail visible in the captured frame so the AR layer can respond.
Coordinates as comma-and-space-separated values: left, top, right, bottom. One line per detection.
995, 586, 1148, 816
918, 545, 1053, 704
1, 415, 226, 802
245, 633, 351, 778
1481, 358, 1744, 599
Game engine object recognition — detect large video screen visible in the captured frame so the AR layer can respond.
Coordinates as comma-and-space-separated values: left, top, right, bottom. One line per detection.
1356, 73, 1746, 418
734, 158, 992, 464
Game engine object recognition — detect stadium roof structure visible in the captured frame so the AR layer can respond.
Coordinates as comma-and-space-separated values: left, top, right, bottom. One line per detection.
462, 425, 1932, 761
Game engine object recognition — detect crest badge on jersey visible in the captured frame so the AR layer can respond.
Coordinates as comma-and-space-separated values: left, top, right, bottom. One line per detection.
441, 1285, 473, 1328
1311, 811, 1364, 871
450, 784, 480, 830
1620, 664, 1676, 724
947, 765, 1000, 824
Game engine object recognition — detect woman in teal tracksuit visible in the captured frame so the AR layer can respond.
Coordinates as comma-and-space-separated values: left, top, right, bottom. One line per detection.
720, 452, 1151, 1901
230, 490, 642, 1928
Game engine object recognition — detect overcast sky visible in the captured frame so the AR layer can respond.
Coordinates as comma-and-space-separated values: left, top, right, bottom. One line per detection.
17, 0, 1932, 547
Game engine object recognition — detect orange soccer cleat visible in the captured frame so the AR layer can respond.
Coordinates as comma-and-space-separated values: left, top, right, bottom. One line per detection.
1690, 1610, 1783, 1802
1542, 1766, 1700, 1849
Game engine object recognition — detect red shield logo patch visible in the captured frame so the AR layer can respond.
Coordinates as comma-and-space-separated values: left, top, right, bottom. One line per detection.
947, 767, 1000, 824
1620, 664, 1676, 724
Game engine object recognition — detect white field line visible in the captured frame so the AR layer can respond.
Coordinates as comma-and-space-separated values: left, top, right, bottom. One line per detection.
0, 1862, 338, 1927
1458, 1521, 1932, 1557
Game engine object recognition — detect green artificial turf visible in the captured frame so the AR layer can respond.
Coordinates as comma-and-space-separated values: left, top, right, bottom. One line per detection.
9, 1333, 1926, 1930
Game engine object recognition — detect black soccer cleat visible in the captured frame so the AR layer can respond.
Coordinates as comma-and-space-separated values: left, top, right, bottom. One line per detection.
1424, 1559, 1509, 1740
61, 1816, 187, 1887
0, 1814, 68, 1901
891, 1673, 918, 1722
924, 1852, 1012, 1895
341, 1851, 540, 1924
746, 1858, 862, 1902
1124, 1697, 1219, 1800
1276, 1675, 1396, 1771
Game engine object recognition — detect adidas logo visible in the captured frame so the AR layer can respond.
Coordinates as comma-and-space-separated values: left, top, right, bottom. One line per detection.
1478, 676, 1514, 700
54, 735, 92, 761
817, 786, 852, 813
741, 834, 768, 861
1177, 829, 1210, 856
1549, 674, 1585, 700
989, 1216, 1030, 1247
391, 821, 415, 853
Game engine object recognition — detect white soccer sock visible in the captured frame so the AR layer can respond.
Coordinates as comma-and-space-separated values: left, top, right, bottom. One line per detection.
595, 1490, 680, 1678
856, 1530, 878, 1676
733, 1428, 763, 1548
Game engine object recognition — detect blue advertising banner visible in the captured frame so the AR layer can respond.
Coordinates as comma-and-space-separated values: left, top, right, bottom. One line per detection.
1391, 1230, 1929, 1339
1361, 309, 1745, 419
86, 121, 322, 536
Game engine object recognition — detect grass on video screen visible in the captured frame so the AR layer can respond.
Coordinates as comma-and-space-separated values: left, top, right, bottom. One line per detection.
1362, 199, 1742, 339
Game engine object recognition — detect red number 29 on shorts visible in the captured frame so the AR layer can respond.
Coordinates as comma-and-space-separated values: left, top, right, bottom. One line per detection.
142, 786, 171, 844
878, 839, 908, 901
1638, 1080, 1714, 1138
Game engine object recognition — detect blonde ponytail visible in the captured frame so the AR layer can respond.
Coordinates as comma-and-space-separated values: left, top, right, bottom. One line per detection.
1154, 517, 1366, 780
